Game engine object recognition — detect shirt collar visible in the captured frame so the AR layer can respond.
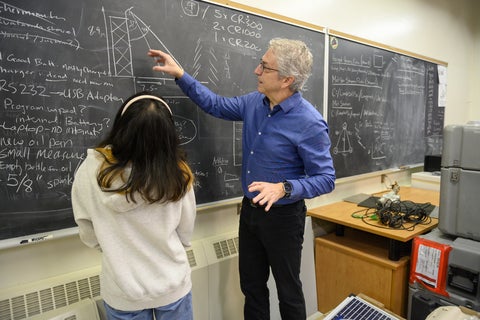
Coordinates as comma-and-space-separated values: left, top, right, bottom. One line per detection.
263, 92, 302, 113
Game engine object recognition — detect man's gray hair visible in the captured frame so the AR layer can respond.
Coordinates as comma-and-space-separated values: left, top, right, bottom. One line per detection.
268, 38, 313, 92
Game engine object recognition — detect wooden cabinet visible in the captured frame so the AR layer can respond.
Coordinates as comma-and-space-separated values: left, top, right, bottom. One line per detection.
315, 228, 410, 317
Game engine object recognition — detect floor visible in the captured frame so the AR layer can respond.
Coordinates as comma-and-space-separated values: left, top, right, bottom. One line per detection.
308, 311, 325, 320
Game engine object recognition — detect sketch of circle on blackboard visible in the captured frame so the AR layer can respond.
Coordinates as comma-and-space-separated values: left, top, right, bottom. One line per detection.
174, 115, 197, 146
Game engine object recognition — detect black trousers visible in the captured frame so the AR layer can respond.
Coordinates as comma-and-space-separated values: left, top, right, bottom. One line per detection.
239, 197, 307, 320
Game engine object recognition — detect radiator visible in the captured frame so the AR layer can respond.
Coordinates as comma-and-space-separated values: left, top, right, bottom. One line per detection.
190, 230, 244, 320
0, 218, 318, 320
0, 266, 102, 320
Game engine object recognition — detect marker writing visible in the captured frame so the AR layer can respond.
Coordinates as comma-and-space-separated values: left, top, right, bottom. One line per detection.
20, 235, 53, 244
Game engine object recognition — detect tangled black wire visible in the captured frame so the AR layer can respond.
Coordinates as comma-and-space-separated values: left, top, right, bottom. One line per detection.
351, 199, 433, 231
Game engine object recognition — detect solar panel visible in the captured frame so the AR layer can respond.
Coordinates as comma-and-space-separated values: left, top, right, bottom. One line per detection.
322, 295, 401, 320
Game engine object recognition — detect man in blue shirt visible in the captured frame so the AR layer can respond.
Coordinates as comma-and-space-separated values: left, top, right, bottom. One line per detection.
149, 38, 335, 320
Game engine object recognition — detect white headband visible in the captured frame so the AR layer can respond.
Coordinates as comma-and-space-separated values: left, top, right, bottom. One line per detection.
121, 95, 173, 116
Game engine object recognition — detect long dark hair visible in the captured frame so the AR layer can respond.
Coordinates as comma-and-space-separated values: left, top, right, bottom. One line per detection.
95, 92, 193, 203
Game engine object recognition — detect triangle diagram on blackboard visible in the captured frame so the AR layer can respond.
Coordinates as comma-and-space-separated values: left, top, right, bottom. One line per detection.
106, 7, 182, 77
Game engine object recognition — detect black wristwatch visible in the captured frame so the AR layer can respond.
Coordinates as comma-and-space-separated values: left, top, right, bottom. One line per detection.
282, 180, 292, 198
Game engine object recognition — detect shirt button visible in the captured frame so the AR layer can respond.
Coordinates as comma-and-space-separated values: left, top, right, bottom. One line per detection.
250, 151, 254, 154
258, 132, 262, 135
247, 170, 250, 174
268, 114, 271, 118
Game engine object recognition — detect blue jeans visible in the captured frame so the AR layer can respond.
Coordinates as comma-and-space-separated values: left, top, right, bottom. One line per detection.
104, 292, 193, 320
239, 197, 307, 320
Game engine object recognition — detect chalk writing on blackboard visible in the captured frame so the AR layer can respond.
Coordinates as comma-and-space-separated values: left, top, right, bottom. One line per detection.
327, 36, 443, 178
0, 0, 325, 241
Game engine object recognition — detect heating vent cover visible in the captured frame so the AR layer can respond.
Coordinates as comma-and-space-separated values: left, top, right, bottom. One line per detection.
0, 246, 208, 320
186, 248, 197, 268
202, 232, 239, 265
212, 237, 239, 259
0, 267, 100, 320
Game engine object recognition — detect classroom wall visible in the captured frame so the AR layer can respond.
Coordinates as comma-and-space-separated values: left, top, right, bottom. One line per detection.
1, 0, 479, 297
236, 0, 480, 125
471, 1, 480, 121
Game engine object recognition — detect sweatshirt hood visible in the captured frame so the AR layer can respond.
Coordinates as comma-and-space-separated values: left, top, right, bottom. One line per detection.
85, 149, 146, 213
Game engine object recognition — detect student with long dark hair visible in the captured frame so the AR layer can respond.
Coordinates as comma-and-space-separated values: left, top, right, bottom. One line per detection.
71, 92, 196, 320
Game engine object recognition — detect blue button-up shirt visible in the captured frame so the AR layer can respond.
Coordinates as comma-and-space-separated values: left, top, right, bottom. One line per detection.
177, 72, 335, 204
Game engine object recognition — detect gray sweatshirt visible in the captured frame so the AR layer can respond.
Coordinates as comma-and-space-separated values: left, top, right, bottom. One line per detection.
71, 149, 196, 310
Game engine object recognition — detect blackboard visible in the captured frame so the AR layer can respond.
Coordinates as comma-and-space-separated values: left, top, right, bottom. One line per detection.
327, 34, 444, 178
0, 0, 325, 242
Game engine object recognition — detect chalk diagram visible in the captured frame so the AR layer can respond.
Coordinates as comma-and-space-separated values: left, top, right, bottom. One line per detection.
332, 119, 388, 160
333, 122, 353, 155
102, 6, 198, 145
103, 5, 241, 183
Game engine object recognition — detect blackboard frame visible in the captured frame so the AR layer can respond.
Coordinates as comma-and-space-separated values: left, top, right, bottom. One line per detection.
0, 0, 326, 248
328, 30, 447, 66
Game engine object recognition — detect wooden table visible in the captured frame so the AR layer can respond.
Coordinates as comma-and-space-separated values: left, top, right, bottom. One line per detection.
308, 186, 439, 260
309, 186, 440, 316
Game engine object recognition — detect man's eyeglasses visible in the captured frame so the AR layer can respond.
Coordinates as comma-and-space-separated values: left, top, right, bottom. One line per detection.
258, 61, 279, 73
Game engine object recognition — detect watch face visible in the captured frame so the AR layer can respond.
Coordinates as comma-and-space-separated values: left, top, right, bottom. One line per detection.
283, 181, 292, 193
